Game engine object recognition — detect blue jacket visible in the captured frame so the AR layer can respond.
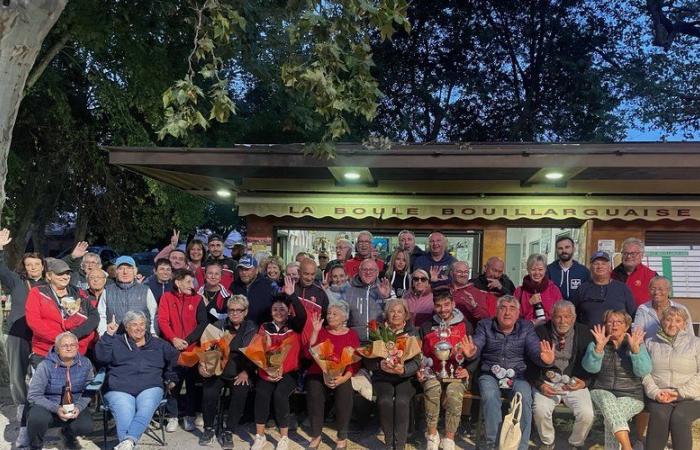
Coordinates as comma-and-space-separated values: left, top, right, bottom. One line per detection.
144, 275, 173, 304
95, 333, 178, 396
413, 253, 456, 280
546, 260, 591, 300
470, 318, 549, 379
230, 275, 277, 325
27, 348, 94, 413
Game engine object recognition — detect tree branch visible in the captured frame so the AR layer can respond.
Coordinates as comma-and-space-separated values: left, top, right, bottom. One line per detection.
25, 29, 71, 91
647, 0, 700, 49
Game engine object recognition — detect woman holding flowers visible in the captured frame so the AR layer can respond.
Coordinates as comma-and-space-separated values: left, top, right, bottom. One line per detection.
363, 298, 421, 450
305, 301, 360, 450
250, 276, 307, 450
198, 294, 257, 448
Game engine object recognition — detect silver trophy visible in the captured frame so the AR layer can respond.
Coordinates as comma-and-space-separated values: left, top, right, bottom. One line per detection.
434, 340, 452, 379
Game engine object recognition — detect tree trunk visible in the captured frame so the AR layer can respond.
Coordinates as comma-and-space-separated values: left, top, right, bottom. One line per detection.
0, 0, 68, 224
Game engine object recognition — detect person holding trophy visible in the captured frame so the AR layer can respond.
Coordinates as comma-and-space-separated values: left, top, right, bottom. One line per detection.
418, 287, 475, 450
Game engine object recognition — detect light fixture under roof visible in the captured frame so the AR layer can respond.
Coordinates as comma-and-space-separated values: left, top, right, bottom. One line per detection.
216, 189, 232, 198
343, 171, 361, 181
545, 172, 564, 180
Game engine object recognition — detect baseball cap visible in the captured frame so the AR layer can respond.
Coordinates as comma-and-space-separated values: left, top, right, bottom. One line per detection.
590, 251, 610, 263
238, 255, 258, 269
115, 255, 137, 267
46, 258, 71, 274
209, 233, 224, 243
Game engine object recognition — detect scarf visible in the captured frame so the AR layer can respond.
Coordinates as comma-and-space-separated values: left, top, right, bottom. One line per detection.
656, 328, 677, 345
521, 274, 550, 294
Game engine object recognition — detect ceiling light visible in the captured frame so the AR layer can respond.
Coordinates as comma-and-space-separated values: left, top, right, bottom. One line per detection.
344, 171, 361, 181
216, 189, 231, 198
545, 172, 564, 180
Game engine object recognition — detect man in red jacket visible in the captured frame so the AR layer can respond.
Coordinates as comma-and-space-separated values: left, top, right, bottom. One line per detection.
344, 231, 384, 278
611, 237, 657, 307
447, 261, 497, 328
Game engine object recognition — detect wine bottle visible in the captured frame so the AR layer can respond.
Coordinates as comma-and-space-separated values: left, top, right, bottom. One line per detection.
533, 301, 546, 321
61, 380, 75, 415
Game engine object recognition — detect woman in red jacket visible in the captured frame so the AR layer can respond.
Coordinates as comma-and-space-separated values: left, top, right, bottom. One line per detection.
157, 269, 207, 432
250, 276, 307, 450
515, 253, 562, 324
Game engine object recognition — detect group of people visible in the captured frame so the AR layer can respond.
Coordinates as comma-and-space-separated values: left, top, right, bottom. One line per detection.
2, 227, 699, 450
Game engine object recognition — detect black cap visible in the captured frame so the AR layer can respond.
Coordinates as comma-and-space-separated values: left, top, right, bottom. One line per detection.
209, 234, 224, 243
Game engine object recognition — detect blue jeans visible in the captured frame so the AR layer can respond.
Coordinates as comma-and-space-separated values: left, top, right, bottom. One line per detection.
105, 387, 164, 443
478, 374, 533, 450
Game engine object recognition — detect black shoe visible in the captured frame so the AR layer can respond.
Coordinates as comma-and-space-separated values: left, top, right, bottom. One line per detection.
199, 428, 215, 446
62, 428, 80, 450
220, 430, 234, 450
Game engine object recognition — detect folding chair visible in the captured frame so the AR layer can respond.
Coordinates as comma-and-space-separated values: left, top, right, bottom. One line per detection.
85, 369, 168, 450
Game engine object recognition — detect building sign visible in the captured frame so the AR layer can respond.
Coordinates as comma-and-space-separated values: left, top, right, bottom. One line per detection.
237, 194, 700, 222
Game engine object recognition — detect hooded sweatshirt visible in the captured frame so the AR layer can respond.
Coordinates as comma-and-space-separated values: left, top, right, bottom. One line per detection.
546, 260, 590, 301
344, 275, 389, 342
403, 288, 434, 327
419, 309, 472, 372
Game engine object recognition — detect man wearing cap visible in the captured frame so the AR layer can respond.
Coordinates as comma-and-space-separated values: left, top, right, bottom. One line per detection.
206, 234, 237, 272
611, 237, 657, 307
98, 256, 158, 335
571, 251, 636, 327
25, 258, 99, 363
230, 255, 277, 325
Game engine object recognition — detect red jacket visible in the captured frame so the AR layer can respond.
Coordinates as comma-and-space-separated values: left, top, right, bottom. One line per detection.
25, 285, 98, 356
612, 263, 657, 307
257, 324, 302, 382
344, 255, 385, 279
419, 315, 472, 372
452, 283, 496, 327
515, 281, 562, 321
157, 290, 207, 350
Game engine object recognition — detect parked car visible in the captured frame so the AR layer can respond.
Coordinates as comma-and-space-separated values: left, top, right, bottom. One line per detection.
132, 251, 158, 278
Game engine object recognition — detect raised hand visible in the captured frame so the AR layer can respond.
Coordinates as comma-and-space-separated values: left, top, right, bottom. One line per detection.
310, 310, 324, 333
0, 228, 12, 248
170, 229, 180, 249
430, 265, 447, 281
321, 271, 330, 289
377, 277, 392, 298
71, 241, 89, 259
135, 273, 145, 284
283, 275, 296, 296
106, 314, 119, 336
540, 340, 555, 365
591, 324, 610, 352
460, 335, 477, 358
626, 327, 646, 354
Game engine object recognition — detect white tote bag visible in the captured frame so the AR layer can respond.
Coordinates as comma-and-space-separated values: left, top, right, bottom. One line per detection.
498, 391, 523, 450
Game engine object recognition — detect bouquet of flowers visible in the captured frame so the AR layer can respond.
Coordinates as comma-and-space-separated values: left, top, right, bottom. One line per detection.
178, 324, 233, 376
240, 333, 295, 378
309, 339, 361, 385
356, 320, 421, 365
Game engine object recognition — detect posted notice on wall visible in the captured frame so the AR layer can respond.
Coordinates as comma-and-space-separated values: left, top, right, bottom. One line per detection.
646, 246, 700, 298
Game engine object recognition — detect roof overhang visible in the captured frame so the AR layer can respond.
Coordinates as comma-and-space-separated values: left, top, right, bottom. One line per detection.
106, 141, 700, 221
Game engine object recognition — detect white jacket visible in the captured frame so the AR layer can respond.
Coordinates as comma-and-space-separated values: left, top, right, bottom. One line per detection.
643, 330, 700, 400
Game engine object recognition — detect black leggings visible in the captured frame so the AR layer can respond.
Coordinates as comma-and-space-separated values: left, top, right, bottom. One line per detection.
26, 404, 93, 448
201, 376, 250, 430
374, 378, 416, 450
254, 372, 298, 428
645, 399, 700, 450
167, 365, 202, 418
306, 374, 354, 440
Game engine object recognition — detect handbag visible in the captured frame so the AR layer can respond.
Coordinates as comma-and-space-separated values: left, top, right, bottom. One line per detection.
498, 391, 523, 450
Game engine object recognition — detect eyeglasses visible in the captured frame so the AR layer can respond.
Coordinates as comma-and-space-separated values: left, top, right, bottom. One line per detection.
606, 320, 625, 325
412, 277, 428, 282
360, 268, 378, 273
59, 343, 78, 349
228, 308, 246, 314
454, 271, 469, 275
622, 252, 641, 257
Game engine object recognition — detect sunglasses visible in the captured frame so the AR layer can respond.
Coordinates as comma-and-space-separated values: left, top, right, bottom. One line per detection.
412, 277, 428, 282
227, 308, 247, 314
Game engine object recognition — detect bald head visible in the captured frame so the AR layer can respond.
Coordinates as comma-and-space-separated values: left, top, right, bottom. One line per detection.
485, 257, 505, 279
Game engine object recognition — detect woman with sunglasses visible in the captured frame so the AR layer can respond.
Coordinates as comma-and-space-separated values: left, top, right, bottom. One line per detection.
251, 276, 307, 450
198, 294, 257, 449
403, 269, 433, 327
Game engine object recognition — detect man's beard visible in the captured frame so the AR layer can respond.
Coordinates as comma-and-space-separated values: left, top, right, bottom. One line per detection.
558, 252, 572, 262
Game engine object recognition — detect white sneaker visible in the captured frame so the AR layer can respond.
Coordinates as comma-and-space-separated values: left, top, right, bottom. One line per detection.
16, 404, 24, 423
15, 426, 29, 447
183, 416, 196, 432
276, 436, 290, 450
165, 417, 179, 432
194, 412, 204, 428
425, 432, 440, 450
441, 437, 456, 450
251, 434, 268, 450
113, 439, 135, 450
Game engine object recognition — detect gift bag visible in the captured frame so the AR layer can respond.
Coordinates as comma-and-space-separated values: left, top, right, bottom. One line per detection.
178, 324, 233, 376
498, 391, 523, 450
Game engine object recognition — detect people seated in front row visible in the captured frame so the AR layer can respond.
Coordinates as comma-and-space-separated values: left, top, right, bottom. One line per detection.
95, 310, 179, 450
462, 294, 555, 450
643, 306, 700, 450
25, 331, 95, 450
582, 310, 651, 450
530, 300, 594, 450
